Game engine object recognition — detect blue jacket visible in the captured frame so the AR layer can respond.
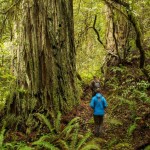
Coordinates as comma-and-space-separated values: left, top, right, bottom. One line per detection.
90, 93, 108, 116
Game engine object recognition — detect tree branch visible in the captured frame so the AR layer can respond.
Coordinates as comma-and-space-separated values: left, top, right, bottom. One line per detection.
0, 0, 21, 14
91, 15, 106, 49
109, 0, 145, 68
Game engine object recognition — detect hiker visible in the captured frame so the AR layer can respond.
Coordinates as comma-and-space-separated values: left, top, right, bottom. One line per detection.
90, 88, 108, 137
90, 76, 101, 97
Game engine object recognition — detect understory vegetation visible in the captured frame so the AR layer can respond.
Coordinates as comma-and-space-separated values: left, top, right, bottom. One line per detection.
0, 57, 150, 149
0, 0, 150, 150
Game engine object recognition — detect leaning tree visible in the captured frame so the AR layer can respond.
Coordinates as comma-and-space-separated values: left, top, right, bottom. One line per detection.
2, 0, 79, 118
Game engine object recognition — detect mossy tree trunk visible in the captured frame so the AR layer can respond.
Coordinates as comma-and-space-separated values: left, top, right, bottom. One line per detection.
109, 0, 145, 68
7, 0, 79, 117
104, 1, 132, 66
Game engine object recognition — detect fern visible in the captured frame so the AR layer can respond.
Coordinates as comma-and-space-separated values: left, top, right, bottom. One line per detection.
127, 123, 137, 136
15, 142, 33, 150
114, 142, 132, 149
55, 111, 61, 133
80, 144, 100, 150
31, 114, 96, 150
3, 141, 32, 150
55, 139, 69, 150
18, 146, 33, 150
76, 132, 92, 150
35, 113, 54, 133
33, 134, 52, 142
67, 117, 80, 126
70, 123, 79, 150
109, 118, 123, 126
0, 128, 5, 148
60, 117, 80, 138
144, 145, 150, 150
61, 123, 79, 140
32, 141, 59, 150
4, 143, 14, 149
33, 133, 59, 144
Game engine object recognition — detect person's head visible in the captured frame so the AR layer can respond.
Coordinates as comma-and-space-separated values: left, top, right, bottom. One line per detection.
96, 88, 101, 93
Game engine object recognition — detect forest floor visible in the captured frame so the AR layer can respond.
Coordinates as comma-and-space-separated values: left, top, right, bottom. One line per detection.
3, 87, 150, 150
63, 88, 150, 150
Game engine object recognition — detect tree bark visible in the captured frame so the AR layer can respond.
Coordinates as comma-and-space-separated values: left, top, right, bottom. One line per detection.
111, 0, 145, 68
7, 0, 79, 117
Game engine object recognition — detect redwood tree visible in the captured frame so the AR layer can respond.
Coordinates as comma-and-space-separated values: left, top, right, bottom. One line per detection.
6, 0, 79, 117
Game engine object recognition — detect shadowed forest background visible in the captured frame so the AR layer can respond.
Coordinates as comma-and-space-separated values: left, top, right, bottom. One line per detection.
0, 0, 150, 150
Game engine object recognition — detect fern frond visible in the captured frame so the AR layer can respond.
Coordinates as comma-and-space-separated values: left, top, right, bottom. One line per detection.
80, 144, 100, 150
70, 123, 79, 150
35, 113, 54, 133
67, 117, 80, 126
92, 137, 106, 144
32, 133, 58, 144
127, 123, 137, 136
144, 145, 150, 150
2, 114, 22, 129
17, 145, 33, 150
76, 132, 92, 150
32, 141, 59, 150
4, 142, 16, 149
55, 111, 61, 133
0, 128, 5, 147
114, 142, 131, 149
5, 142, 33, 150
61, 123, 79, 140
60, 117, 80, 139
55, 139, 69, 150
33, 134, 51, 142
109, 118, 123, 126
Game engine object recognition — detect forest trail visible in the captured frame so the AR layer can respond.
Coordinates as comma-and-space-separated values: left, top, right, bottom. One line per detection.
63, 87, 150, 150
3, 86, 149, 150
63, 88, 113, 149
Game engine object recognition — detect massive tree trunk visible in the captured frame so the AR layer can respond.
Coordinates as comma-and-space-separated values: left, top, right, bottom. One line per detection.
7, 0, 79, 117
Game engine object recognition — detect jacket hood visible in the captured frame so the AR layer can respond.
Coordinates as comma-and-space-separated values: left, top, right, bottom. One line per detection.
96, 93, 102, 98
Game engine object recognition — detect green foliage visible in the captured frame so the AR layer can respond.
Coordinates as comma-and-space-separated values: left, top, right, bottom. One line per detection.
136, 80, 150, 91
0, 128, 5, 149
127, 123, 137, 136
2, 114, 23, 130
32, 113, 99, 150
0, 42, 15, 111
55, 111, 61, 133
0, 127, 32, 150
144, 145, 150, 150
3, 141, 33, 150
35, 113, 54, 133
114, 142, 132, 149
107, 138, 118, 149
107, 117, 123, 126
110, 66, 126, 73
76, 132, 91, 150
33, 141, 59, 150
127, 117, 141, 136
80, 144, 100, 150
0, 112, 99, 150
74, 0, 106, 79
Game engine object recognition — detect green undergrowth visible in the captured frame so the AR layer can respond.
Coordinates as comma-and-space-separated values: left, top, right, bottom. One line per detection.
0, 112, 101, 150
103, 65, 150, 149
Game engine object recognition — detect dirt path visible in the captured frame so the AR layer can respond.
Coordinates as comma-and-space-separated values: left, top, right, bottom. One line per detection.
65, 89, 150, 150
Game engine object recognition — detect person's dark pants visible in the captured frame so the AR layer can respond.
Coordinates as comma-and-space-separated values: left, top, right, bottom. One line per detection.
93, 115, 104, 137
